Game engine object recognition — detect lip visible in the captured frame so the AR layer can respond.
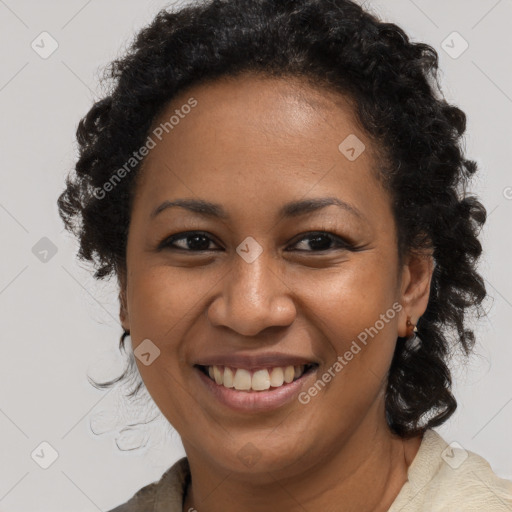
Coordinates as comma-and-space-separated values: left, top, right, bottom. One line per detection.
193, 351, 319, 371
194, 364, 319, 413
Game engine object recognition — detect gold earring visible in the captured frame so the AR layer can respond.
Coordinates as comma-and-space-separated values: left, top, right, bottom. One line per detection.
405, 316, 421, 351
406, 317, 418, 336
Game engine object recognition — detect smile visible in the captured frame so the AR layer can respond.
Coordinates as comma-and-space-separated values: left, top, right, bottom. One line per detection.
197, 363, 318, 392
194, 362, 319, 413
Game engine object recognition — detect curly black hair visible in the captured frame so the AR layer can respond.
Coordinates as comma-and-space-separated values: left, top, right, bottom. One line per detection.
57, 0, 488, 438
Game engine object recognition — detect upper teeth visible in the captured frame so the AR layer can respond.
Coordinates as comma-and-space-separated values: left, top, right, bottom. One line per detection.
206, 365, 308, 391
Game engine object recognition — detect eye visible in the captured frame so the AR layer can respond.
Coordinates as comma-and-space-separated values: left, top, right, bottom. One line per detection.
288, 231, 353, 252
158, 231, 220, 252
158, 230, 356, 253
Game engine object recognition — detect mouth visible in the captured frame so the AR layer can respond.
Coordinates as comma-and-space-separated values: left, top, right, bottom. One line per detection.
193, 362, 320, 413
194, 363, 319, 392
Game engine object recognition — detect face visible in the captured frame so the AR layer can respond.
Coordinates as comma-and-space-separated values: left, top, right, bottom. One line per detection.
119, 73, 432, 478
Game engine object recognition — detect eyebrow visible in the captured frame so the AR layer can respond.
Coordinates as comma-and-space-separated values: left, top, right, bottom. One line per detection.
150, 197, 366, 222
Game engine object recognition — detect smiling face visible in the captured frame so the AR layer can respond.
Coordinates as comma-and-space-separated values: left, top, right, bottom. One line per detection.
119, 73, 433, 480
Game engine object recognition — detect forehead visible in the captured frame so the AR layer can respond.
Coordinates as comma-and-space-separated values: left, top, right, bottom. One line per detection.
133, 74, 390, 225
148, 73, 366, 159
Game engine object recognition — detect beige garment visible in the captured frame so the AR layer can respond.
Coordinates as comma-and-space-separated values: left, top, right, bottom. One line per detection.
388, 429, 512, 511
108, 429, 512, 512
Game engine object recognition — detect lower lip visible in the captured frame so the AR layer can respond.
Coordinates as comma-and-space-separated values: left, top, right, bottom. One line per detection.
194, 366, 318, 413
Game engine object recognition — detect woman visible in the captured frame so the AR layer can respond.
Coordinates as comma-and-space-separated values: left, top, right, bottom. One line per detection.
57, 0, 512, 510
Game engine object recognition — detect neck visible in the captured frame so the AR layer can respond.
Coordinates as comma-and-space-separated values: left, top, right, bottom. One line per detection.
182, 400, 422, 512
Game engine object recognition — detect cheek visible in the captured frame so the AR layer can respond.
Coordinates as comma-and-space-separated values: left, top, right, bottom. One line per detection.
298, 255, 397, 325
126, 268, 200, 425
301, 258, 399, 374
128, 266, 209, 335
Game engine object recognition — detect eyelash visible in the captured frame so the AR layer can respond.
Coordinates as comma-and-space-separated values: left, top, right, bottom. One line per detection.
157, 230, 358, 253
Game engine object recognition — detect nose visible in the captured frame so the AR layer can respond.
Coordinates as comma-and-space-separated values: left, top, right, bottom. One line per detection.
206, 251, 297, 337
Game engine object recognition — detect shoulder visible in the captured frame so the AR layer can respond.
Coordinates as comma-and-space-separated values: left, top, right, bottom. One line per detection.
107, 457, 190, 512
390, 429, 512, 511
428, 436, 512, 511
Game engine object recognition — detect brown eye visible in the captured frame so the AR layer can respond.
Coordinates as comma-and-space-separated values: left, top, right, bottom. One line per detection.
290, 232, 352, 252
158, 230, 358, 253
158, 231, 220, 251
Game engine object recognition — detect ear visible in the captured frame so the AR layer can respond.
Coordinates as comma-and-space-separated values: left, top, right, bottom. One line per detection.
117, 269, 130, 332
396, 249, 435, 338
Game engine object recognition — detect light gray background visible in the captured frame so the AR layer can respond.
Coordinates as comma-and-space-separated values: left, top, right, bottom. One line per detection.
1, 0, 511, 510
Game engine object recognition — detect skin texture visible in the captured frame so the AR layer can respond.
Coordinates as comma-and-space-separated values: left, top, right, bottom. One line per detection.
119, 74, 433, 512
